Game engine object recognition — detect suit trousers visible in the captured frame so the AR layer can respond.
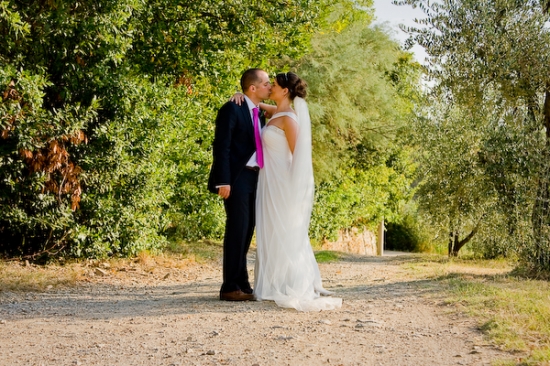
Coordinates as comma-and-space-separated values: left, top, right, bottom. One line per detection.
221, 168, 259, 294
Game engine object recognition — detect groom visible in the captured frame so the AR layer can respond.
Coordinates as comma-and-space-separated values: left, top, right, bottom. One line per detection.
208, 68, 271, 301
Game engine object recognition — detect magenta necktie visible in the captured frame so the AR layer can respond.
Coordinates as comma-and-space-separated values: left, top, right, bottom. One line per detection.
253, 107, 264, 168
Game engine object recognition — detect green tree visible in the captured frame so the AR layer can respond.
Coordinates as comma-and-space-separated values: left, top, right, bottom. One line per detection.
398, 0, 550, 265
410, 95, 528, 257
291, 17, 422, 241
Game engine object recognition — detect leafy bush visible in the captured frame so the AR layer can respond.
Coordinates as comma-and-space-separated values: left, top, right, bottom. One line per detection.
0, 0, 328, 258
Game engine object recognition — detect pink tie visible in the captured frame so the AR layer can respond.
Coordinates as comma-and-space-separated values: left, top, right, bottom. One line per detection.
253, 107, 264, 168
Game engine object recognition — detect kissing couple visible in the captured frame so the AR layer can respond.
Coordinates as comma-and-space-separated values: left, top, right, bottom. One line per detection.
208, 68, 342, 312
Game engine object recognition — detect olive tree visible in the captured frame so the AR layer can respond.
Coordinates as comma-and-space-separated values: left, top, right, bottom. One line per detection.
398, 0, 550, 266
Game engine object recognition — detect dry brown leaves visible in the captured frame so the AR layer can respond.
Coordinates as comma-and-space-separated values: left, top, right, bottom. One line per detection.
3, 78, 87, 211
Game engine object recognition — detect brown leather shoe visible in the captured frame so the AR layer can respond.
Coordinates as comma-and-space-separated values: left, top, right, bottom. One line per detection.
220, 290, 255, 301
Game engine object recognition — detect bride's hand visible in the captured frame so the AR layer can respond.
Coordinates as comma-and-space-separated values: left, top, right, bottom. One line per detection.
259, 102, 274, 119
230, 92, 245, 106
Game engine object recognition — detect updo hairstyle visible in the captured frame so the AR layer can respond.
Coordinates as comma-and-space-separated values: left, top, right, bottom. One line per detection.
275, 72, 307, 100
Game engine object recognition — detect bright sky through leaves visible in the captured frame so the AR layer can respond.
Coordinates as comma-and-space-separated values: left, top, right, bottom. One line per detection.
372, 0, 428, 63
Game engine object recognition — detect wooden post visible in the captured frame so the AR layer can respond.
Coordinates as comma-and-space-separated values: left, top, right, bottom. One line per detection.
377, 219, 385, 256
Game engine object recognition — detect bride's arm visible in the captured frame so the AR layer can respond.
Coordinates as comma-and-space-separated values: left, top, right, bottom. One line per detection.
259, 102, 276, 118
229, 93, 276, 118
282, 116, 299, 154
229, 92, 245, 105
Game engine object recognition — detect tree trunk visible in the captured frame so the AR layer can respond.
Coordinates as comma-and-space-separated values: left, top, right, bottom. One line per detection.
448, 227, 478, 257
530, 88, 550, 270
448, 231, 457, 257
544, 90, 550, 142
544, 1, 550, 17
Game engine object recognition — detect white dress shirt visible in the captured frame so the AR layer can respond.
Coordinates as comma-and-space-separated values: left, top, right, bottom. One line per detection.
243, 95, 260, 168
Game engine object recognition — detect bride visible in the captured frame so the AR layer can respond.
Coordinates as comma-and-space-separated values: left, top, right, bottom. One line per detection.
235, 72, 342, 311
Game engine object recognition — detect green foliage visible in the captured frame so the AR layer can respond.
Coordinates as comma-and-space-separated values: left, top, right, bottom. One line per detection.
165, 80, 227, 241
293, 19, 421, 242
298, 22, 420, 182
399, 0, 550, 106
411, 100, 492, 252
0, 0, 424, 258
385, 222, 414, 252
409, 83, 544, 259
310, 157, 414, 242
385, 204, 440, 253
400, 0, 550, 268
130, 0, 329, 76
0, 0, 329, 258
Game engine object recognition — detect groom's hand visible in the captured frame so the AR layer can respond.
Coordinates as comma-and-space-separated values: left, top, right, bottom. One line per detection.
218, 185, 231, 199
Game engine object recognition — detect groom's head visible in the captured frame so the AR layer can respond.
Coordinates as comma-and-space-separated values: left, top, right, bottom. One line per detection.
241, 68, 271, 104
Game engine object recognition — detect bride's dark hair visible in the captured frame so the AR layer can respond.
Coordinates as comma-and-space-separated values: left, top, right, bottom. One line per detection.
275, 72, 307, 100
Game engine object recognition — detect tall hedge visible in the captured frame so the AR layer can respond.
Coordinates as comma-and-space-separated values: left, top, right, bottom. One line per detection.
0, 0, 329, 258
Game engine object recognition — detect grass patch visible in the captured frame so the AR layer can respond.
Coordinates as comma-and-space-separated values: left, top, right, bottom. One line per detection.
401, 256, 550, 365
0, 260, 85, 292
165, 239, 223, 263
0, 240, 222, 292
454, 277, 550, 353
314, 250, 340, 263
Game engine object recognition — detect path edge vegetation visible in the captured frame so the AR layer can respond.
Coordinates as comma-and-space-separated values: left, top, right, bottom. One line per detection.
402, 255, 550, 366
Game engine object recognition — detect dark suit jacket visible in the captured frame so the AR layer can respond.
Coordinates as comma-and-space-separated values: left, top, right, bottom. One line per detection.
208, 101, 262, 193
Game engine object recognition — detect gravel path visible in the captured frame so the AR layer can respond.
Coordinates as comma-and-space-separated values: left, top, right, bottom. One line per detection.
0, 252, 512, 365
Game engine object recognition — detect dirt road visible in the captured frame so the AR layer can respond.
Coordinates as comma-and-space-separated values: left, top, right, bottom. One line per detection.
0, 252, 512, 365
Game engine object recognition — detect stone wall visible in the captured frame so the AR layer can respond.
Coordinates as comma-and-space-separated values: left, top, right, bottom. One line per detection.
321, 227, 378, 255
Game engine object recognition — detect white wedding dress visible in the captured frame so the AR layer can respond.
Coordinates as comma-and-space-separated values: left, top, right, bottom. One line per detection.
254, 98, 342, 312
